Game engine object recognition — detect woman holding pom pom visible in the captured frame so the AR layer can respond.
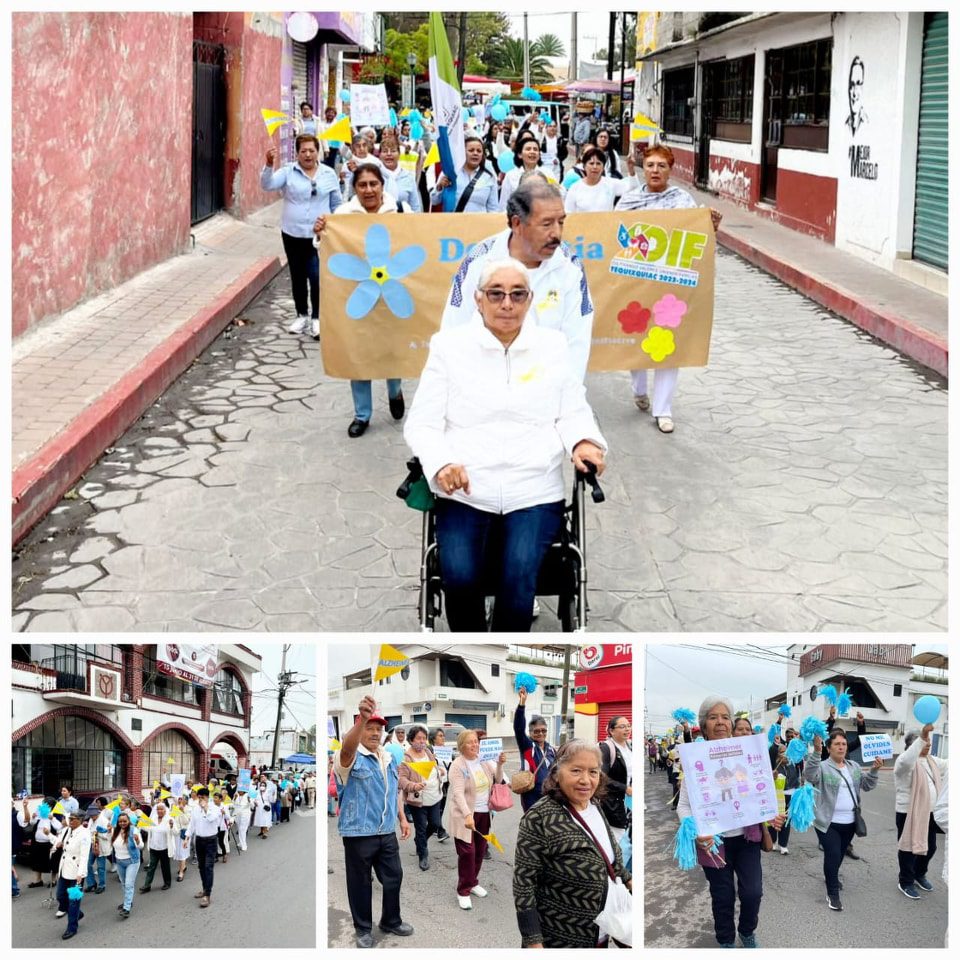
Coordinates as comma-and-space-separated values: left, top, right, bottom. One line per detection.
676, 696, 785, 949
805, 728, 881, 911
513, 685, 557, 813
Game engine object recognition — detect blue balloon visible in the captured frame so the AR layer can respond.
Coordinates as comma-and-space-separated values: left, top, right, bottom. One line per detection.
497, 149, 515, 172
339, 89, 351, 103
461, 107, 470, 123
389, 108, 398, 127
562, 170, 581, 189
913, 695, 941, 725
490, 103, 508, 122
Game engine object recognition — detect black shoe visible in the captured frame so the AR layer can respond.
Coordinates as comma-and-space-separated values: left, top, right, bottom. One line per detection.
419, 856, 429, 871
437, 829, 449, 842
62, 931, 77, 940
389, 391, 405, 420
120, 908, 130, 918
79, 912, 84, 920
379, 922, 414, 937
484, 848, 492, 860
83, 886, 96, 893
348, 418, 369, 438
139, 886, 150, 893
356, 932, 375, 948
827, 893, 842, 911
161, 884, 171, 890
844, 846, 860, 860
95, 887, 104, 894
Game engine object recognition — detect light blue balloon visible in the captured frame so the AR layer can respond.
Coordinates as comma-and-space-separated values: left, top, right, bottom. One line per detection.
389, 108, 398, 127
461, 107, 470, 123
913, 695, 941, 725
562, 170, 581, 189
339, 90, 351, 103
490, 103, 508, 122
497, 149, 515, 172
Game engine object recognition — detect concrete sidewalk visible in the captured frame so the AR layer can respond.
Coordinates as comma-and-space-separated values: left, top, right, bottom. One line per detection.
680, 178, 949, 379
12, 202, 286, 543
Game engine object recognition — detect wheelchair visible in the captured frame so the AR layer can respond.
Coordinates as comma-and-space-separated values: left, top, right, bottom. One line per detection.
396, 457, 605, 632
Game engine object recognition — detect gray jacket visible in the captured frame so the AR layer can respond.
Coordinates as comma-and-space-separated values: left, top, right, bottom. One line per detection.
803, 753, 878, 833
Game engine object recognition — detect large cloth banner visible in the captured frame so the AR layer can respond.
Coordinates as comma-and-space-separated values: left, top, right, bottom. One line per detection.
319, 209, 716, 379
677, 734, 777, 835
156, 643, 219, 688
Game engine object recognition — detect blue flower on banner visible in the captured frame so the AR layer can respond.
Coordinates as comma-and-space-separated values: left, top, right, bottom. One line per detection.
328, 224, 426, 320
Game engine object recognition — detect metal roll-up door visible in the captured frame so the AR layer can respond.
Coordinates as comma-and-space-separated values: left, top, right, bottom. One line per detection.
912, 12, 948, 271
291, 40, 310, 111
597, 702, 632, 741
444, 713, 487, 730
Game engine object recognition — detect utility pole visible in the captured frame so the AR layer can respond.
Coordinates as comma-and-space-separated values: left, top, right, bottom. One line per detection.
457, 11, 467, 87
559, 645, 573, 746
523, 13, 530, 90
569, 12, 578, 81
605, 11, 616, 118
271, 644, 291, 768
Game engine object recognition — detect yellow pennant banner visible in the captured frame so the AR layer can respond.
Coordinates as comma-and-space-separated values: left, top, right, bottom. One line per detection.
374, 643, 409, 682
482, 831, 505, 853
405, 760, 436, 780
261, 108, 294, 136
319, 115, 353, 143
319, 208, 716, 379
51, 801, 67, 816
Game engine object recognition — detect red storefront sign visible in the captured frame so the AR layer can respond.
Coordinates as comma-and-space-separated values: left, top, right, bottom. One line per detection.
578, 644, 632, 671
575, 644, 632, 705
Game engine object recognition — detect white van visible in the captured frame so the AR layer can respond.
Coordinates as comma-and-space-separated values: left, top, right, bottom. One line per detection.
499, 100, 564, 128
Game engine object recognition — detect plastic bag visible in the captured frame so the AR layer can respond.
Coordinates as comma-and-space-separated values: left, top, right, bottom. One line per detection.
594, 875, 632, 946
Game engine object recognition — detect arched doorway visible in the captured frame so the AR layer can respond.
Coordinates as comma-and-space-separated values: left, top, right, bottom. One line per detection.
141, 727, 204, 789
208, 731, 248, 780
13, 713, 129, 798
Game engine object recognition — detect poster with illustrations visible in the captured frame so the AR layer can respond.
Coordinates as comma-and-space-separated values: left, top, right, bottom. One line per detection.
677, 734, 777, 834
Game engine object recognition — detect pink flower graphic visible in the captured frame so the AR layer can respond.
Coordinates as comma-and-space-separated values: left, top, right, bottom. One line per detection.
652, 293, 688, 329
617, 301, 651, 334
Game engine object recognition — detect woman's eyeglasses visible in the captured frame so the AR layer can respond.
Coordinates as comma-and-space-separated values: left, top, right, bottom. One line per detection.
481, 288, 531, 305
310, 183, 317, 197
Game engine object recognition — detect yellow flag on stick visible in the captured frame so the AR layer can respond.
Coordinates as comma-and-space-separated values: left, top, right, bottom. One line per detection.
374, 644, 409, 682
319, 115, 352, 143
158, 789, 173, 801
482, 831, 504, 854
406, 760, 435, 780
422, 142, 440, 167
51, 801, 67, 816
261, 107, 293, 136
103, 795, 124, 811
135, 813, 156, 828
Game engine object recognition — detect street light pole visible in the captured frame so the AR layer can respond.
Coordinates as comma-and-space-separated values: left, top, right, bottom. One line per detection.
523, 12, 530, 90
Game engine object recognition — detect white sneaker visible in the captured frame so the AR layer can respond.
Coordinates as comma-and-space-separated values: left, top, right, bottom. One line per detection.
780, 846, 789, 855
470, 885, 488, 898
287, 315, 310, 335
457, 894, 472, 909
311, 319, 320, 339
772, 841, 779, 851
55, 910, 66, 918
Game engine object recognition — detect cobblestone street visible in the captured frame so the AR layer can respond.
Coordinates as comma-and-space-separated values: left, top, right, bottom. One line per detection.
12, 250, 948, 632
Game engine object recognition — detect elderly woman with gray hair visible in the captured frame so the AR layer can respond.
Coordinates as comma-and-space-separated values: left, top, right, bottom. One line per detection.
676, 695, 785, 949
405, 256, 606, 633
894, 722, 947, 899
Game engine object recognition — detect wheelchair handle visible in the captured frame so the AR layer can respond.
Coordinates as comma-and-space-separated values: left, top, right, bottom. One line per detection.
396, 456, 425, 501
577, 461, 605, 504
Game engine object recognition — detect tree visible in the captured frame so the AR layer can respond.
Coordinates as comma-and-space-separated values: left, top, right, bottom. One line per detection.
487, 36, 552, 84
595, 13, 637, 67
381, 24, 430, 82
533, 33, 565, 58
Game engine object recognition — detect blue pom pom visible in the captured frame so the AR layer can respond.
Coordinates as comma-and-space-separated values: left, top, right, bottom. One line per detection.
799, 716, 828, 745
389, 108, 398, 127
514, 672, 538, 693
562, 170, 581, 189
786, 782, 817, 832
410, 121, 424, 140
837, 689, 853, 717
786, 738, 807, 764
777, 704, 792, 718
408, 109, 422, 123
768, 724, 780, 745
753, 724, 762, 734
673, 816, 699, 870
694, 736, 704, 742
67, 884, 84, 901
817, 684, 838, 706
671, 708, 697, 726
38, 803, 51, 819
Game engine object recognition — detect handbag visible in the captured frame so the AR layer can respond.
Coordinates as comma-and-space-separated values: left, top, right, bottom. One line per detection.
510, 749, 547, 795
489, 782, 514, 812
838, 767, 867, 837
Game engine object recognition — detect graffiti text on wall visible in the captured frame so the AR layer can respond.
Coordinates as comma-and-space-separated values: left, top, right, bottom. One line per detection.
849, 144, 878, 180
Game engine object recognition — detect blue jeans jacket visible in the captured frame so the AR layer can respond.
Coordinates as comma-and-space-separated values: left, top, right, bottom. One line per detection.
336, 751, 400, 837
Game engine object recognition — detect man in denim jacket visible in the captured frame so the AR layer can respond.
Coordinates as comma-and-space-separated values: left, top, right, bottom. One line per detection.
334, 696, 413, 948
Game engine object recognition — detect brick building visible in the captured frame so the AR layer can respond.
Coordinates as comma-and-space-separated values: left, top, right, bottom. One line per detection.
11, 643, 260, 800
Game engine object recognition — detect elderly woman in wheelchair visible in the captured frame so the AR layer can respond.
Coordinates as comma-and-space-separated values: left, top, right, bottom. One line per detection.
404, 257, 606, 632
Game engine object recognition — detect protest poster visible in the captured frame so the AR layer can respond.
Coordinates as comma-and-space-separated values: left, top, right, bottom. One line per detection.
432, 745, 453, 763
349, 83, 391, 126
170, 773, 186, 798
238, 768, 252, 791
319, 207, 716, 379
478, 737, 503, 762
677, 734, 777, 835
859, 733, 893, 760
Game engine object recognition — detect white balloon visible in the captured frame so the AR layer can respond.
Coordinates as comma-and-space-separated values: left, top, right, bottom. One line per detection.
287, 12, 319, 43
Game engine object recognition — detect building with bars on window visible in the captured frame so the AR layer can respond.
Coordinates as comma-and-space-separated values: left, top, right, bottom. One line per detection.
11, 644, 260, 804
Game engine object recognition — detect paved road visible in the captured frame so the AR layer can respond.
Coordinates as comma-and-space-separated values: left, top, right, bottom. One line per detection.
643, 769, 947, 948
12, 805, 315, 947
12, 249, 947, 631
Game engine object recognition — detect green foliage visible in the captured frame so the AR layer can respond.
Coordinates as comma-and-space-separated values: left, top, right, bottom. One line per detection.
533, 33, 565, 58
487, 36, 552, 84
382, 24, 430, 81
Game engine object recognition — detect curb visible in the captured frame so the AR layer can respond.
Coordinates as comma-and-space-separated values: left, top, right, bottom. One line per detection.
12, 255, 285, 545
718, 230, 948, 379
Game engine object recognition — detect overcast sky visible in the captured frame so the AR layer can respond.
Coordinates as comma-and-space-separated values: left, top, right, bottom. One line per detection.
643, 643, 949, 733
247, 643, 317, 737
505, 11, 619, 63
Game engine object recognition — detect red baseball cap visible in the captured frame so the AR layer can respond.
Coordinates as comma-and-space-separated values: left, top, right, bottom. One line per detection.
366, 712, 387, 726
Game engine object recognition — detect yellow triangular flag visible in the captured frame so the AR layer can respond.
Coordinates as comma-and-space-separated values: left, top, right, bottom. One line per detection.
135, 813, 156, 828
374, 643, 409, 682
51, 801, 66, 816
319, 114, 353, 143
406, 760, 435, 780
422, 142, 440, 167
482, 831, 504, 854
633, 111, 660, 129
261, 107, 293, 136
104, 795, 123, 811
158, 789, 172, 800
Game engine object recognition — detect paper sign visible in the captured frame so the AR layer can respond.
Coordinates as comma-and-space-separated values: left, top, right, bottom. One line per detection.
238, 769, 252, 791
478, 737, 503, 762
433, 745, 453, 763
859, 734, 893, 760
677, 734, 778, 835
349, 83, 391, 126
319, 208, 716, 378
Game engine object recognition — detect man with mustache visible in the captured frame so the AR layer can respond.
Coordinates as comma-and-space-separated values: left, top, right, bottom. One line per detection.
441, 174, 595, 382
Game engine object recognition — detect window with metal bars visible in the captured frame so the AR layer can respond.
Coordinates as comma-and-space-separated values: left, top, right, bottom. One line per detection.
142, 654, 203, 705
779, 37, 832, 150
706, 56, 755, 142
662, 66, 695, 138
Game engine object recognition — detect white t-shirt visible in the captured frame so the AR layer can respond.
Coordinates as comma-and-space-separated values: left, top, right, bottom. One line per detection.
465, 758, 491, 813
563, 176, 629, 213
831, 766, 857, 824
572, 802, 614, 862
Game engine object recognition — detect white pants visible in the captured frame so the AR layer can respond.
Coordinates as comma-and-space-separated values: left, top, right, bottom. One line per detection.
235, 809, 251, 851
630, 367, 679, 418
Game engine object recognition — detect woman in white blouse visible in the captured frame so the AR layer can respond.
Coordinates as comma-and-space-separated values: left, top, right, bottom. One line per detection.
18, 797, 62, 887
563, 147, 631, 213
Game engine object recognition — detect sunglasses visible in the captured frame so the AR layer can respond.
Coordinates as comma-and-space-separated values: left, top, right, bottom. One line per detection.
310, 183, 317, 197
481, 288, 531, 305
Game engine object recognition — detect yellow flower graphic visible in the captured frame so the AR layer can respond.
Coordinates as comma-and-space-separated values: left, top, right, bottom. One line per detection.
641, 325, 676, 363
518, 363, 545, 383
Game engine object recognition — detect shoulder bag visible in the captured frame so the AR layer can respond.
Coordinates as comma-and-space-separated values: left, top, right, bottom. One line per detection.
454, 169, 485, 213
837, 766, 867, 837
510, 747, 547, 795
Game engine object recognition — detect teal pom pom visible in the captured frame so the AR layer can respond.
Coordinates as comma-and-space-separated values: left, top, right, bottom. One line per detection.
562, 170, 581, 189
753, 724, 762, 734
67, 884, 84, 901
786, 738, 807, 764
777, 704, 792, 718
837, 689, 853, 717
695, 736, 704, 742
674, 817, 698, 870
38, 803, 51, 819
768, 724, 780, 745
786, 782, 816, 832
514, 672, 538, 693
817, 684, 838, 706
672, 708, 697, 725
799, 716, 828, 744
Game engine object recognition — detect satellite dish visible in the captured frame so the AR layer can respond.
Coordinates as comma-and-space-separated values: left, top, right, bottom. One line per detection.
810, 685, 818, 702
287, 12, 319, 43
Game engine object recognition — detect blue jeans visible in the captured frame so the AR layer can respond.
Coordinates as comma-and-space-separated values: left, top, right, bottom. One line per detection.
272, 800, 281, 823
86, 846, 106, 889
435, 498, 565, 632
350, 379, 402, 422
12, 856, 19, 897
115, 859, 139, 911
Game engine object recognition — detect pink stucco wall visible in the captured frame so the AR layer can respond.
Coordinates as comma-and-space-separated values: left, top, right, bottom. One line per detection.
12, 13, 194, 338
